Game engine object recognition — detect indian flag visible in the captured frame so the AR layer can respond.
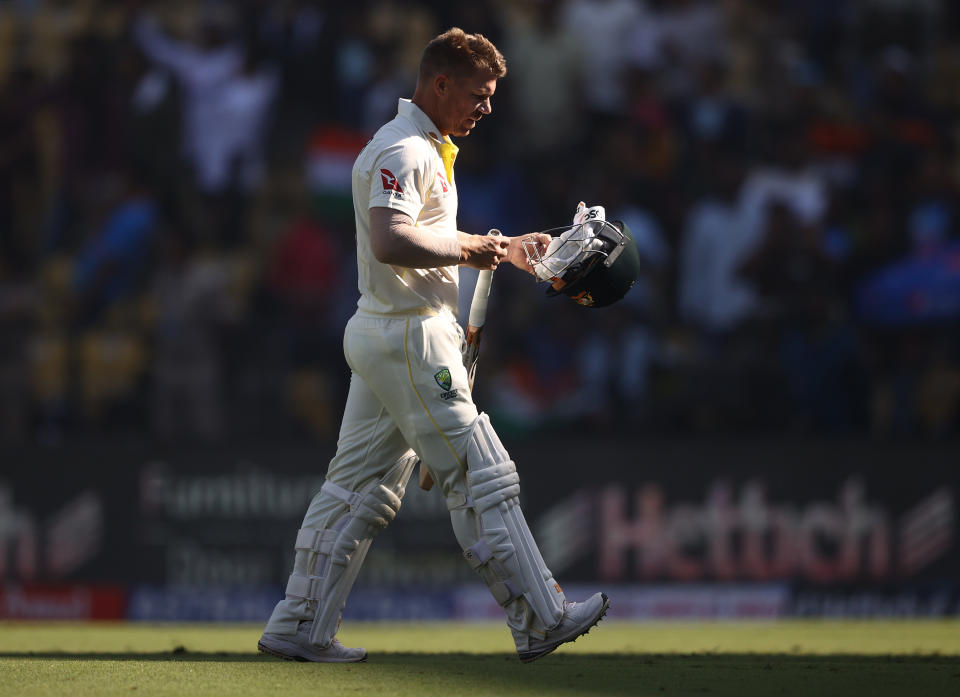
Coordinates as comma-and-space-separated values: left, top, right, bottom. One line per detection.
305, 125, 369, 224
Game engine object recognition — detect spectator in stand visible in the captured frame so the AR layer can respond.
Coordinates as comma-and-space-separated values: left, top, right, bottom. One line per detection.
680, 59, 748, 152
70, 168, 158, 330
738, 200, 838, 327
134, 9, 278, 246
739, 123, 829, 249
150, 229, 235, 441
634, 0, 728, 100
560, 0, 647, 124
679, 151, 755, 334
501, 0, 584, 160
738, 200, 861, 431
361, 48, 411, 137
333, 12, 377, 126
264, 204, 345, 364
676, 150, 774, 430
133, 10, 240, 184
906, 148, 956, 256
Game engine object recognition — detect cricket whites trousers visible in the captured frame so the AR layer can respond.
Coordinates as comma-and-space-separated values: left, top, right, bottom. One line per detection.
264, 308, 566, 646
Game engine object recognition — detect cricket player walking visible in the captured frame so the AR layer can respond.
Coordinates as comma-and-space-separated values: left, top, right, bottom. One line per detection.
258, 27, 609, 663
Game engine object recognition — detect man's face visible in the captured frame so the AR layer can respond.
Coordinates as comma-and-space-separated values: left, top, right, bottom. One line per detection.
436, 71, 497, 137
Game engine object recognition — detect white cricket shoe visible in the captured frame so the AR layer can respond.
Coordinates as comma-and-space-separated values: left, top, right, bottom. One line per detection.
517, 592, 610, 663
258, 621, 367, 663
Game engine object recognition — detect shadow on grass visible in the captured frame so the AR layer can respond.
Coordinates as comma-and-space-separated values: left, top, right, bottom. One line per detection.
2, 652, 958, 696
2, 651, 958, 665
0, 650, 268, 662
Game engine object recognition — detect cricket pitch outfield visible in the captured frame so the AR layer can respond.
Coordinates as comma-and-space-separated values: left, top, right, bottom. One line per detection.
2, 620, 958, 697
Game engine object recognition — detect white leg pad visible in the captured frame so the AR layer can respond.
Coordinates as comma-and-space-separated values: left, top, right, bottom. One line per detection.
461, 413, 565, 629
282, 453, 417, 647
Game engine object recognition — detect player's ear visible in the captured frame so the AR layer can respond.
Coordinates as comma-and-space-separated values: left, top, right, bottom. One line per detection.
434, 74, 448, 97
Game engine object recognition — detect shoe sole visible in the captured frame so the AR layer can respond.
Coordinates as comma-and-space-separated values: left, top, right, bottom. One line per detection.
518, 593, 610, 664
257, 639, 368, 663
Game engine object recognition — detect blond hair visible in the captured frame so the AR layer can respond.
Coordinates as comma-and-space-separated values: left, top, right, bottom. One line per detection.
419, 27, 506, 82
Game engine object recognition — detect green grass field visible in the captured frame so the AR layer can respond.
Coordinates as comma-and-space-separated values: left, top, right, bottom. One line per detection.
2, 620, 958, 697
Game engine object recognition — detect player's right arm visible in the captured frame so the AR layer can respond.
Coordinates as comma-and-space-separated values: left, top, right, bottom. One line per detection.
369, 208, 508, 271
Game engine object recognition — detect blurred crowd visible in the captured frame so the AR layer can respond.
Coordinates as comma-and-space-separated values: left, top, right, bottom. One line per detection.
1, 0, 959, 445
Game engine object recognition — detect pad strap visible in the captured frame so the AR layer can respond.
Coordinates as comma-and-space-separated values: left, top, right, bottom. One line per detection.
464, 540, 522, 605
294, 527, 338, 556
321, 480, 364, 510
285, 572, 323, 600
445, 492, 474, 510
322, 480, 401, 533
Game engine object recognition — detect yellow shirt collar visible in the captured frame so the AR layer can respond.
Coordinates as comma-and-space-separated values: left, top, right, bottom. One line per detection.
439, 137, 458, 184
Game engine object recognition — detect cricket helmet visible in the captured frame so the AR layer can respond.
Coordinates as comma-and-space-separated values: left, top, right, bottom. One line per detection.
528, 218, 641, 308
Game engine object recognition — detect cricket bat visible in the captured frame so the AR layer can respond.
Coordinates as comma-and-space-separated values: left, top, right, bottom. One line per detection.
463, 228, 501, 390
419, 229, 501, 491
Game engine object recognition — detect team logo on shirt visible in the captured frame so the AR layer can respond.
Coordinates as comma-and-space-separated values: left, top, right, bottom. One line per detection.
434, 368, 452, 390
436, 172, 449, 193
434, 368, 458, 400
380, 169, 403, 193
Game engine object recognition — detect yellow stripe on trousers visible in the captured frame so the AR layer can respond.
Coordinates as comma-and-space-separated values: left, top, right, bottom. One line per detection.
403, 317, 466, 471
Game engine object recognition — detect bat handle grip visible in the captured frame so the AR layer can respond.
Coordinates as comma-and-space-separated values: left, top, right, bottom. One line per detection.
469, 229, 500, 328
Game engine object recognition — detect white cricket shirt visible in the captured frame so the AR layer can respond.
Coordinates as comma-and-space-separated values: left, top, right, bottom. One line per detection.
352, 98, 459, 316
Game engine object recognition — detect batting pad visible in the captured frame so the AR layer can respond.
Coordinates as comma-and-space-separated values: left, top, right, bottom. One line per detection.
283, 453, 418, 648
461, 413, 566, 630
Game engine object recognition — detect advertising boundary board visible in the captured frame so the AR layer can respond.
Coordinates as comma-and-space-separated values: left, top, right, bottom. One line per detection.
1, 435, 956, 620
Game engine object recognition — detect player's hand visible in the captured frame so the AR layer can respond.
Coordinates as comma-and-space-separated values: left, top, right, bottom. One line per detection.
459, 232, 509, 270
507, 232, 551, 275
